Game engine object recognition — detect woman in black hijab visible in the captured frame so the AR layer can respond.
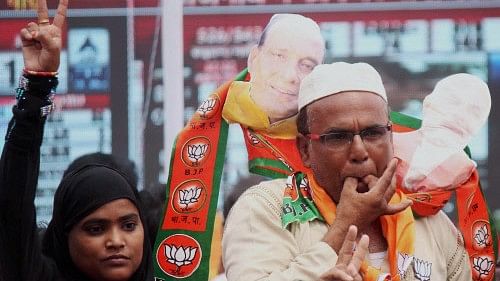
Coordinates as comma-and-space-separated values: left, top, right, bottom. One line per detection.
0, 0, 152, 280
42, 165, 152, 281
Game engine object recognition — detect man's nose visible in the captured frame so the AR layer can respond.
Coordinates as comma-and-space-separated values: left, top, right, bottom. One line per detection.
349, 135, 369, 163
281, 61, 301, 84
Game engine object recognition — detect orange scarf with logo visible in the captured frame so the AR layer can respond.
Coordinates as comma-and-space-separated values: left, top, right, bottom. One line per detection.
306, 170, 415, 281
392, 115, 497, 281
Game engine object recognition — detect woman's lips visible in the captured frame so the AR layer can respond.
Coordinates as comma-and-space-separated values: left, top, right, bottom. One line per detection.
102, 254, 130, 266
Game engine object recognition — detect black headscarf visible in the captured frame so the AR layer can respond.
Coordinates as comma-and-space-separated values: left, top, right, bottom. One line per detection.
63, 152, 139, 189
42, 164, 153, 281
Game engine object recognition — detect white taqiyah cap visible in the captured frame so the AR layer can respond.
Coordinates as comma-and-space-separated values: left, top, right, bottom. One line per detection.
298, 62, 387, 111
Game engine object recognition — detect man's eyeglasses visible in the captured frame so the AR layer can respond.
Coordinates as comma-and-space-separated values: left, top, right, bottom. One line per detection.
306, 123, 392, 150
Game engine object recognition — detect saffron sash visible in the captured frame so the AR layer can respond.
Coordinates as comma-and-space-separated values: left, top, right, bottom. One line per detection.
282, 171, 415, 281
152, 72, 244, 280
392, 112, 497, 281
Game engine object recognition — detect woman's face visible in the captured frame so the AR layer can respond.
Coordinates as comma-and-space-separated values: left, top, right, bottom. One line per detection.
68, 198, 144, 281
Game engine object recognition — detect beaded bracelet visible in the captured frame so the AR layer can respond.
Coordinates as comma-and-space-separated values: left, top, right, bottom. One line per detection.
23, 68, 58, 77
17, 74, 59, 95
16, 74, 58, 117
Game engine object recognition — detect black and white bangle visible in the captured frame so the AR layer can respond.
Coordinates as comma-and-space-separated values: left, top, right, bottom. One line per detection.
16, 74, 58, 96
15, 74, 58, 117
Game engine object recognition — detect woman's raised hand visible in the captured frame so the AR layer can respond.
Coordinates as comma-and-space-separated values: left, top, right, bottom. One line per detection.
20, 0, 68, 72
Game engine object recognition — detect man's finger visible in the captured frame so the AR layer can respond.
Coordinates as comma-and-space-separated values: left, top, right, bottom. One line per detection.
384, 199, 412, 215
346, 264, 362, 280
371, 158, 398, 197
337, 225, 358, 265
353, 273, 363, 281
383, 172, 397, 203
37, 0, 49, 24
349, 234, 369, 271
342, 177, 358, 194
362, 175, 377, 190
320, 268, 353, 281
53, 0, 68, 28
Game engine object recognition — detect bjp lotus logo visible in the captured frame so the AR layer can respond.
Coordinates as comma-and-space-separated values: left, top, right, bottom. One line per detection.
413, 258, 431, 281
172, 180, 207, 214
165, 245, 197, 273
472, 221, 492, 250
187, 144, 208, 165
397, 252, 413, 277
156, 234, 202, 278
179, 187, 202, 211
196, 95, 220, 119
181, 137, 211, 167
471, 254, 495, 280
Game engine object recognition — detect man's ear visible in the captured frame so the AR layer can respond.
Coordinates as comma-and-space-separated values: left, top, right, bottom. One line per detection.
247, 45, 259, 76
297, 133, 311, 168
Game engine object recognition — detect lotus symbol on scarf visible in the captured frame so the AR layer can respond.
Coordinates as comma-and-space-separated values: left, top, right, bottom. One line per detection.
187, 144, 208, 166
472, 256, 494, 279
179, 187, 202, 211
474, 224, 490, 247
413, 258, 431, 281
164, 244, 197, 274
397, 252, 413, 277
197, 98, 216, 118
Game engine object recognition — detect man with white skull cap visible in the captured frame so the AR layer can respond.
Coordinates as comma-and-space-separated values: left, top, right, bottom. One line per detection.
223, 62, 473, 281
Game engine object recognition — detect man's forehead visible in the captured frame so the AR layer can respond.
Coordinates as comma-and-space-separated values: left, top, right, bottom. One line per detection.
263, 24, 324, 58
258, 14, 318, 47
266, 17, 322, 41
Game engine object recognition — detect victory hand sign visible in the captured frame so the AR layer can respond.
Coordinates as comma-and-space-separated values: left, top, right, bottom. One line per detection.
20, 0, 68, 72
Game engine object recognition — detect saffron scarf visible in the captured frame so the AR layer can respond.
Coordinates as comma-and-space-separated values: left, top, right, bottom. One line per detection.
392, 112, 497, 280
282, 171, 415, 281
222, 81, 307, 177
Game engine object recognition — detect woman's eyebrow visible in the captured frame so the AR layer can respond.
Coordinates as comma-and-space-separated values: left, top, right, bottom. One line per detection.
118, 213, 140, 222
81, 218, 109, 226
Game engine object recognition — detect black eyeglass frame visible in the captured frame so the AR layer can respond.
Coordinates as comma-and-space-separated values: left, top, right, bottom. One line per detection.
306, 122, 393, 145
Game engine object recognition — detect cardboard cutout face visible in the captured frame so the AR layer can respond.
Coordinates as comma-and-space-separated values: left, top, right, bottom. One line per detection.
247, 14, 325, 124
421, 73, 490, 148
